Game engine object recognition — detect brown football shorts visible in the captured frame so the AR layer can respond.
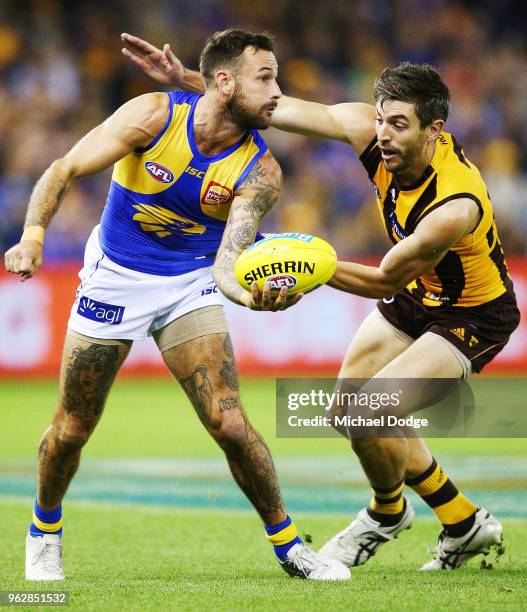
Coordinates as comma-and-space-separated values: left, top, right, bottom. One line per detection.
377, 287, 521, 373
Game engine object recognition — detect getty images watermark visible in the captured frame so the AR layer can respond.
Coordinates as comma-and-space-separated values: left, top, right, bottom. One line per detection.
286, 388, 429, 429
276, 378, 527, 438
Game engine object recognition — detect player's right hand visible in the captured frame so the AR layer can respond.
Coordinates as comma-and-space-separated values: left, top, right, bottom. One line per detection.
242, 281, 304, 311
121, 33, 185, 86
4, 240, 43, 281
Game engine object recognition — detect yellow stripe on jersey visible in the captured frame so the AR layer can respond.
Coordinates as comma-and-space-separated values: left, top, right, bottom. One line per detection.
361, 132, 512, 307
112, 98, 193, 194
199, 134, 261, 221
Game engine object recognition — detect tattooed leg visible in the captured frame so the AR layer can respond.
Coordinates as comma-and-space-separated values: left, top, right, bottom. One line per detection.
219, 335, 239, 392
162, 332, 286, 525
36, 333, 130, 509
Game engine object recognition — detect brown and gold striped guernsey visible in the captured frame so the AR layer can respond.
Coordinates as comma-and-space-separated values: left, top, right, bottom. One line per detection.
360, 132, 512, 307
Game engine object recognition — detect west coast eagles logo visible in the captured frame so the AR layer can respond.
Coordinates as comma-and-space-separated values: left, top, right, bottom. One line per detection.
132, 204, 206, 237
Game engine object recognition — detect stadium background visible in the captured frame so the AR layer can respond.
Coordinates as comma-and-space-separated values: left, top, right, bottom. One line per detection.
1, 1, 526, 608
1, 0, 527, 375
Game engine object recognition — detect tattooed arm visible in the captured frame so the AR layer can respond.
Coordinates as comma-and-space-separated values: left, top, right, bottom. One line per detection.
213, 151, 302, 310
4, 92, 169, 281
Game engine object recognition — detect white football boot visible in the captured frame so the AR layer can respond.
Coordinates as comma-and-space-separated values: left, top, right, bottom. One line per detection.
319, 500, 415, 567
420, 507, 504, 570
25, 532, 65, 580
279, 543, 351, 580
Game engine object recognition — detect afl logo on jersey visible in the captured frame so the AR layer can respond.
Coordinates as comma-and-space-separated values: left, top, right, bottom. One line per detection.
145, 161, 174, 184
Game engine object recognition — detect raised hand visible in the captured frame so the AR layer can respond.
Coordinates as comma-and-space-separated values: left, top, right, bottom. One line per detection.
121, 33, 185, 86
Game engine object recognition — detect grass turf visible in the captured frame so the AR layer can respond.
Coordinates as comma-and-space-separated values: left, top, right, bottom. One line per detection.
1, 378, 526, 459
1, 500, 525, 611
1, 379, 526, 609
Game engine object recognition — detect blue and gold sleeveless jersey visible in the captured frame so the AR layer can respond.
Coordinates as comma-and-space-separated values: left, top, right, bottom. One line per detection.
99, 91, 268, 275
360, 132, 513, 307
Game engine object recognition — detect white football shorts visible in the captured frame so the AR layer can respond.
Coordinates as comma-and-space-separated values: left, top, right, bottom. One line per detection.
67, 225, 223, 341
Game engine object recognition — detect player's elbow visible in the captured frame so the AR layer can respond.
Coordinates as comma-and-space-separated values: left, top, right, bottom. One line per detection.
375, 271, 403, 299
47, 157, 76, 182
375, 283, 399, 299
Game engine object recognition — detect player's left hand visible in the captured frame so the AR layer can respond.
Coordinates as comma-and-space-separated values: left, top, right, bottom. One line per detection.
121, 33, 185, 86
244, 281, 304, 311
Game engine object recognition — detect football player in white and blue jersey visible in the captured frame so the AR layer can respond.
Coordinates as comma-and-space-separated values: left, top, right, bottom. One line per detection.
4, 30, 349, 582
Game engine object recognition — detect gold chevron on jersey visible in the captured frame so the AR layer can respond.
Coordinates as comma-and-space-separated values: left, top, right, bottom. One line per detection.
132, 204, 206, 237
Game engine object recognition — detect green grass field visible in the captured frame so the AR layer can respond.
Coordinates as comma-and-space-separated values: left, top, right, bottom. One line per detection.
1, 378, 526, 610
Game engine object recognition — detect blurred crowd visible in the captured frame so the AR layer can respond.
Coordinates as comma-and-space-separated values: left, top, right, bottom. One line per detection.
1, 0, 527, 262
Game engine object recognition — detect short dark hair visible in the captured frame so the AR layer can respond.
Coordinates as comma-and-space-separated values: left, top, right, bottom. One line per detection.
373, 62, 450, 127
199, 29, 275, 87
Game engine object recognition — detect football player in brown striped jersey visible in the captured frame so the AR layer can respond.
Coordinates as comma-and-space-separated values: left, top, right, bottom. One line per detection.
125, 35, 519, 571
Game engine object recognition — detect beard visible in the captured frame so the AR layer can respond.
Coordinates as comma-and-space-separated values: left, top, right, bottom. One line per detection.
225, 85, 271, 131
387, 136, 427, 175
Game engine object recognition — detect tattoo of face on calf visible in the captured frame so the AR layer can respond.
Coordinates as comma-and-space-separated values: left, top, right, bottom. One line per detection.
181, 364, 213, 423
62, 344, 120, 421
220, 336, 239, 391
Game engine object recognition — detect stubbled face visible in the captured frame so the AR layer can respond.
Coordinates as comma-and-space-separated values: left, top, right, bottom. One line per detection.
375, 99, 429, 174
226, 47, 281, 130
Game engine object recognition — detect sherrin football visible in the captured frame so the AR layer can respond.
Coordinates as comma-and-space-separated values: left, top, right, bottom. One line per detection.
235, 233, 337, 296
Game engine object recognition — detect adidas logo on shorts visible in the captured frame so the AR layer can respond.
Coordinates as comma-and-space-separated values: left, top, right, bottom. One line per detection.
450, 327, 465, 341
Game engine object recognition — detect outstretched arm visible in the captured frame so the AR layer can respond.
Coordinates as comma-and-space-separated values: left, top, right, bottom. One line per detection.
121, 33, 205, 92
4, 92, 169, 280
328, 199, 481, 298
213, 151, 302, 311
120, 33, 377, 155
271, 97, 376, 154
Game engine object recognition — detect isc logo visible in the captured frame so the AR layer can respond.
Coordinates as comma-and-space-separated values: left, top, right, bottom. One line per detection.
145, 161, 174, 184
185, 166, 205, 179
201, 284, 219, 296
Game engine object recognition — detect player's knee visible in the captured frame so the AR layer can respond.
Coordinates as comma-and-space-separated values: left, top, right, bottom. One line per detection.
351, 436, 386, 456
51, 422, 91, 453
206, 395, 244, 435
212, 414, 250, 452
